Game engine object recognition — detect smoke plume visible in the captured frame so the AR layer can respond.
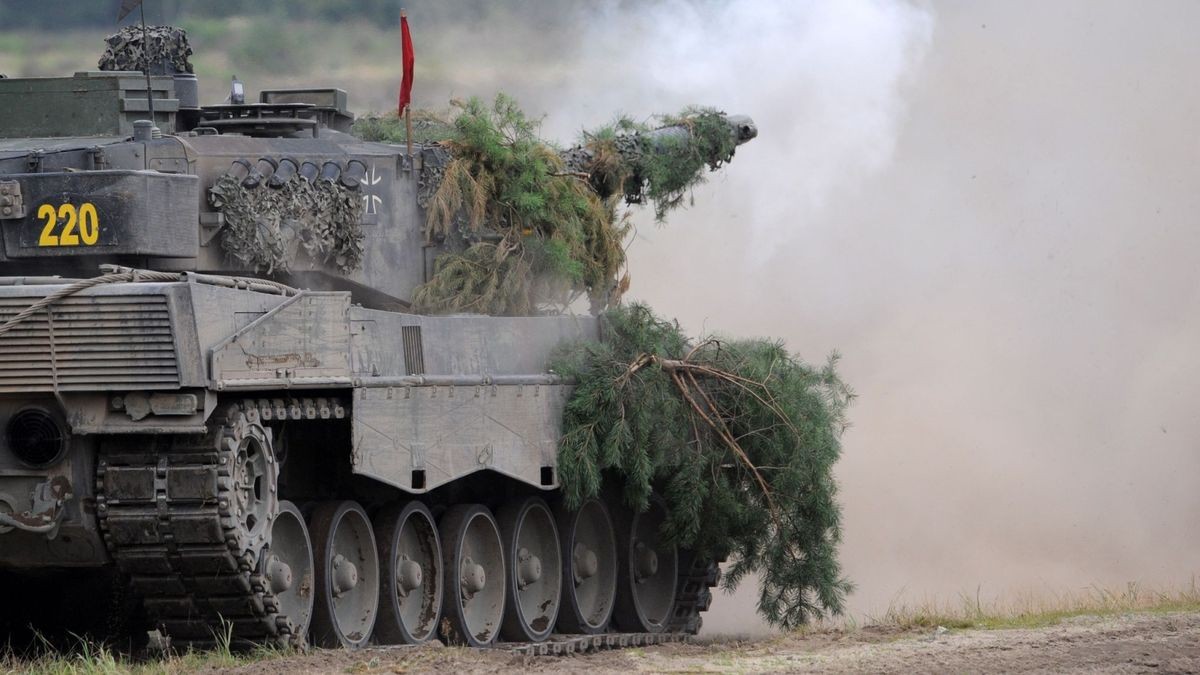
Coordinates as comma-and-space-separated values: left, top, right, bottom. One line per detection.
413, 0, 1200, 633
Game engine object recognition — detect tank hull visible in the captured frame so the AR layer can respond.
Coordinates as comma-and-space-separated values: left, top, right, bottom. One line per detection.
0, 278, 716, 646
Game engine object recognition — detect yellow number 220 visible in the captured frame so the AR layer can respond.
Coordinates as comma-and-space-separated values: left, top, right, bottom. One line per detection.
37, 202, 99, 247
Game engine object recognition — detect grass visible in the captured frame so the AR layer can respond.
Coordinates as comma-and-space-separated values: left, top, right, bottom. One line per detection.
0, 623, 288, 675
864, 578, 1200, 632
4, 581, 1200, 673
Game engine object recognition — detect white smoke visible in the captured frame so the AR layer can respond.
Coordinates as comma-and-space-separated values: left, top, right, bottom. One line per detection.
543, 0, 937, 634
544, 0, 935, 248
420, 0, 1200, 636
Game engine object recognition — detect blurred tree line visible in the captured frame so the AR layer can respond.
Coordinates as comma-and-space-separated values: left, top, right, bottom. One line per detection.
0, 0, 517, 29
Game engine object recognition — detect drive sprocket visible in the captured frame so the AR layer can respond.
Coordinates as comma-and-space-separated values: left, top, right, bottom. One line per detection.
96, 404, 304, 646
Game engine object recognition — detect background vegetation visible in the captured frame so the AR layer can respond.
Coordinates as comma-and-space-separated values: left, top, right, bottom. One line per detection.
0, 1, 585, 115
0, 1, 498, 29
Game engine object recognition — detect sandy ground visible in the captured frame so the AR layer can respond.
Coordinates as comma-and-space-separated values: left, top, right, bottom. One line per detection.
203, 611, 1200, 674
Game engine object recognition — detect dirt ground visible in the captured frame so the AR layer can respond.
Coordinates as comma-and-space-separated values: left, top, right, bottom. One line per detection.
202, 611, 1200, 674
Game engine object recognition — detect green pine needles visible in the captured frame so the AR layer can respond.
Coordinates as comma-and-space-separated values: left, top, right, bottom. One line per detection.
553, 304, 855, 628
351, 108, 457, 145
352, 95, 746, 315
411, 95, 626, 315
580, 107, 740, 220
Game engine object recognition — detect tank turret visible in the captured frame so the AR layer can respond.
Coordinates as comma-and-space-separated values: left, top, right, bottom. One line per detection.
0, 66, 754, 312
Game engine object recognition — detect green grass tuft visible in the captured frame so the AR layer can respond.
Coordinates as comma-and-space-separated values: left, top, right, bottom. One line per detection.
866, 579, 1200, 632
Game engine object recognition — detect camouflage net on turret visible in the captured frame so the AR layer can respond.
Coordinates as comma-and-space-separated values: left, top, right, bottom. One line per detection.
209, 175, 364, 275
354, 96, 745, 315
98, 25, 193, 75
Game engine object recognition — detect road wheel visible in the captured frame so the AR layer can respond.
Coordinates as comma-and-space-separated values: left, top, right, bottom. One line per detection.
555, 498, 617, 634
439, 504, 505, 646
374, 501, 442, 644
612, 496, 677, 633
262, 500, 315, 642
309, 500, 380, 648
498, 497, 561, 642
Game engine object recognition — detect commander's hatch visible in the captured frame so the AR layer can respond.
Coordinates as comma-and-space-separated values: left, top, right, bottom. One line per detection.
195, 88, 354, 139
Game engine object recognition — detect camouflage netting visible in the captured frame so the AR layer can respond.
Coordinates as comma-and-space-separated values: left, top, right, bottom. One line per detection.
355, 96, 746, 315
561, 107, 740, 220
352, 109, 457, 146
98, 25, 193, 75
412, 96, 628, 315
209, 173, 364, 275
416, 145, 453, 210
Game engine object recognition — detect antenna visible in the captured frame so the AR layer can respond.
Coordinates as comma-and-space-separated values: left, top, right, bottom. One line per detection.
139, 2, 156, 127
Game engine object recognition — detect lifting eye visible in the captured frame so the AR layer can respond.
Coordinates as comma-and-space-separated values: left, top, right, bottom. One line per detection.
6, 408, 66, 469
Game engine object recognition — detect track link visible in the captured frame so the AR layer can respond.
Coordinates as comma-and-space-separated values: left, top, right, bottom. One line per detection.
95, 409, 296, 648
667, 551, 721, 634
505, 631, 690, 656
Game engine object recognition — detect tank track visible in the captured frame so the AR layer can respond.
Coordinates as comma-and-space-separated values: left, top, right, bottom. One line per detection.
505, 630, 691, 656
95, 399, 718, 651
501, 556, 719, 656
95, 411, 298, 648
667, 552, 721, 634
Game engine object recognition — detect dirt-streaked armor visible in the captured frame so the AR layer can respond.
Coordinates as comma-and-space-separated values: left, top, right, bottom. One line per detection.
0, 41, 754, 649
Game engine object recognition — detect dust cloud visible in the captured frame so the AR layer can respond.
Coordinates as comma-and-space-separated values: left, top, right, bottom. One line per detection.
409, 0, 1200, 633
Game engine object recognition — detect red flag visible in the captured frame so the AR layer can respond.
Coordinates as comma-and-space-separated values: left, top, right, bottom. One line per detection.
398, 12, 415, 116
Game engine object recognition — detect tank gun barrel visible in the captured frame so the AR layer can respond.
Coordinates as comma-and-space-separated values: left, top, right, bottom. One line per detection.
724, 114, 759, 144
560, 111, 759, 208
643, 113, 758, 149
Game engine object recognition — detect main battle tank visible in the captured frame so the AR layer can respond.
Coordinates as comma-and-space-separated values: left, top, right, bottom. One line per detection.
0, 31, 756, 650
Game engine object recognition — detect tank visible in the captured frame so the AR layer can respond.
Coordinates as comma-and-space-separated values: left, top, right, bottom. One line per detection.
0, 31, 756, 650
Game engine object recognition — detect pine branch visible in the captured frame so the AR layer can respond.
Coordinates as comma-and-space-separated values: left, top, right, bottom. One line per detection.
554, 303, 853, 627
